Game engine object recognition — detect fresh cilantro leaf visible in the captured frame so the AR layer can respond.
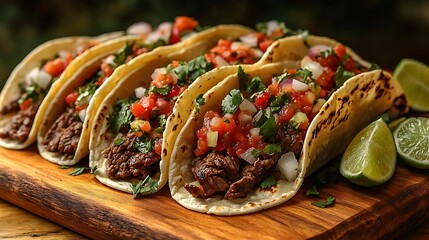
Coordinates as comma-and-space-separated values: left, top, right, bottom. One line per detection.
194, 94, 205, 113
69, 167, 88, 176
260, 176, 277, 189
77, 82, 97, 103
172, 56, 214, 86
259, 115, 278, 139
221, 89, 244, 115
155, 114, 167, 133
132, 176, 159, 198
114, 137, 124, 146
114, 41, 134, 66
90, 165, 98, 174
320, 48, 335, 58
296, 69, 313, 83
60, 165, 70, 169
238, 66, 250, 90
247, 76, 266, 93
334, 65, 355, 88
369, 63, 381, 71
134, 135, 153, 153
149, 85, 171, 95
107, 98, 135, 134
263, 143, 282, 154
270, 93, 289, 113
311, 196, 335, 208
305, 185, 320, 196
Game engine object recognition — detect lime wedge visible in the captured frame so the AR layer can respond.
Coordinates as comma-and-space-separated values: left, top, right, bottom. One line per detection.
393, 117, 429, 169
393, 58, 429, 111
340, 118, 396, 187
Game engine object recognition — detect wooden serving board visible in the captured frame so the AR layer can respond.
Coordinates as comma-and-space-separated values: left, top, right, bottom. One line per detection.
0, 146, 428, 240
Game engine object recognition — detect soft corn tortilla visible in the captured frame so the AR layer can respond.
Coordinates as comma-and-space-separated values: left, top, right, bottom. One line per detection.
169, 37, 408, 215
0, 32, 123, 150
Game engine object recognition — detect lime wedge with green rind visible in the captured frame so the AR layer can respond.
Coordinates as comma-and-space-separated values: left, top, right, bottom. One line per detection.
340, 118, 396, 187
393, 117, 429, 169
393, 58, 429, 112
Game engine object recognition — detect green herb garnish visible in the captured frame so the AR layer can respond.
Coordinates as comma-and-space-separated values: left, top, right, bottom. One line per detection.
334, 65, 355, 88
69, 167, 87, 176
305, 185, 320, 196
194, 94, 205, 113
311, 196, 336, 208
260, 176, 277, 189
131, 176, 159, 198
172, 56, 214, 86
259, 115, 278, 139
107, 97, 135, 134
221, 89, 244, 115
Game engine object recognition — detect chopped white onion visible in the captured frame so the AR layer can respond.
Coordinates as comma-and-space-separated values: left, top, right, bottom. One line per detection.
292, 79, 309, 92
312, 99, 327, 114
34, 70, 53, 89
289, 112, 308, 129
303, 60, 324, 80
25, 67, 40, 86
239, 99, 258, 115
239, 147, 257, 164
253, 110, 263, 122
127, 22, 152, 36
277, 151, 298, 182
266, 20, 280, 37
305, 91, 316, 105
231, 41, 250, 51
213, 55, 230, 67
151, 67, 166, 81
308, 45, 330, 58
103, 55, 116, 65
273, 113, 279, 124
58, 50, 70, 60
239, 33, 258, 48
253, 49, 264, 58
249, 128, 260, 137
134, 87, 147, 98
78, 108, 87, 122
207, 131, 218, 147
145, 22, 172, 43
238, 112, 253, 126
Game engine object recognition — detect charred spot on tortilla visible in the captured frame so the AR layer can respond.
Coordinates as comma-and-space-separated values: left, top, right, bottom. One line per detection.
375, 85, 386, 100
180, 145, 188, 152
350, 85, 359, 95
248, 202, 256, 207
172, 124, 178, 131
393, 94, 408, 113
163, 148, 167, 156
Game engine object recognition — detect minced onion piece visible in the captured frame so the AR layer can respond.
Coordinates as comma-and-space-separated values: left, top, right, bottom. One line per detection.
238, 112, 253, 125
289, 111, 308, 129
231, 41, 250, 51
266, 20, 280, 36
277, 151, 299, 182
207, 131, 218, 147
239, 33, 258, 48
249, 127, 260, 137
134, 87, 147, 98
145, 22, 172, 44
308, 45, 330, 58
292, 79, 309, 91
305, 91, 316, 105
302, 60, 324, 80
103, 55, 116, 65
239, 99, 258, 115
130, 119, 145, 132
34, 70, 53, 89
58, 50, 71, 60
213, 55, 230, 67
151, 67, 166, 81
312, 99, 327, 114
253, 49, 264, 58
78, 108, 87, 122
25, 67, 41, 86
127, 22, 152, 36
239, 147, 257, 164
253, 110, 263, 122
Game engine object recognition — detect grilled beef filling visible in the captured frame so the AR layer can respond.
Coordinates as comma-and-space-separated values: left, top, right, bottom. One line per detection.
102, 132, 160, 180
0, 101, 40, 142
42, 107, 82, 156
0, 98, 20, 115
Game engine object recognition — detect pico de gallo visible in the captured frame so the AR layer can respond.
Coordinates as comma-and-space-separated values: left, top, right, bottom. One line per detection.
42, 16, 203, 156
185, 44, 377, 200
0, 41, 97, 142
103, 21, 303, 196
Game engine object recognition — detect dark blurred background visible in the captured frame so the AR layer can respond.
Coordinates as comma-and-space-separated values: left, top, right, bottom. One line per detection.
1, 0, 428, 90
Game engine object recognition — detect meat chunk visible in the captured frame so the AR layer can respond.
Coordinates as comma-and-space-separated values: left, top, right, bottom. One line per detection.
184, 152, 241, 198
0, 98, 20, 115
42, 107, 82, 155
102, 132, 161, 179
0, 102, 40, 142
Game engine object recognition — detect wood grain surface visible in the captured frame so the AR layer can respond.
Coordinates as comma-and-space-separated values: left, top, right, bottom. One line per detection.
0, 146, 428, 240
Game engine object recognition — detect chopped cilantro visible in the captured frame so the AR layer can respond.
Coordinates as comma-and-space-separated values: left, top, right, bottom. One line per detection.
134, 135, 154, 153
260, 176, 277, 189
238, 66, 250, 90
171, 56, 214, 86
311, 196, 335, 208
77, 82, 98, 103
252, 143, 282, 158
247, 77, 266, 93
60, 165, 70, 169
69, 167, 87, 176
114, 41, 134, 66
132, 176, 159, 198
296, 69, 313, 83
334, 65, 355, 88
320, 48, 335, 58
114, 137, 124, 146
305, 185, 320, 196
369, 63, 381, 71
155, 115, 167, 134
221, 89, 244, 115
90, 165, 98, 174
270, 93, 289, 113
149, 85, 171, 95
107, 98, 135, 134
194, 94, 205, 113
259, 115, 278, 139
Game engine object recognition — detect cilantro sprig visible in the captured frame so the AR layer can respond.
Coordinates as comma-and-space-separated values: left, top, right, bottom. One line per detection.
221, 89, 244, 115
132, 176, 159, 198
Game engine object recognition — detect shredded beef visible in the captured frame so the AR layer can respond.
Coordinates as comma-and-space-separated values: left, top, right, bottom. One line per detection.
0, 102, 40, 142
224, 158, 277, 200
102, 132, 161, 179
0, 98, 20, 115
184, 152, 241, 198
273, 128, 304, 157
42, 107, 82, 155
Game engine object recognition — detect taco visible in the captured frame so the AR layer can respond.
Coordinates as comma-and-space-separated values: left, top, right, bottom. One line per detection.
36, 16, 206, 166
0, 31, 123, 149
88, 21, 305, 196
168, 35, 408, 215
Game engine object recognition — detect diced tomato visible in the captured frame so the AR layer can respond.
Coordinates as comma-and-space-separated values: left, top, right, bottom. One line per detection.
333, 45, 347, 62
156, 98, 174, 116
130, 102, 145, 119
139, 120, 151, 132
299, 119, 310, 130
154, 138, 163, 155
268, 81, 279, 95
75, 104, 88, 112
174, 16, 198, 32
279, 105, 295, 124
64, 53, 74, 67
317, 55, 340, 71
168, 85, 186, 98
44, 58, 65, 77
195, 138, 209, 156
259, 40, 273, 52
101, 63, 114, 78
65, 91, 79, 107
253, 92, 271, 109
152, 73, 175, 88
19, 98, 32, 111
315, 68, 335, 90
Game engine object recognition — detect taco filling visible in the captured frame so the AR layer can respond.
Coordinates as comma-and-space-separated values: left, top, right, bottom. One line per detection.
101, 21, 297, 184
185, 44, 373, 199
0, 42, 96, 142
41, 16, 201, 158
